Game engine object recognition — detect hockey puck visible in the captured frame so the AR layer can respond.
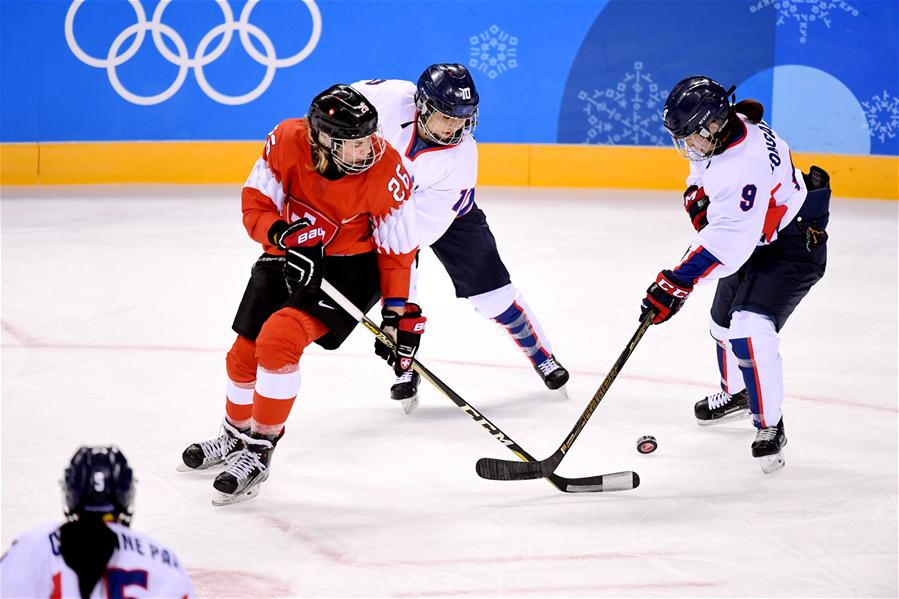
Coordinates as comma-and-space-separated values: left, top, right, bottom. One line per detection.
636, 435, 658, 454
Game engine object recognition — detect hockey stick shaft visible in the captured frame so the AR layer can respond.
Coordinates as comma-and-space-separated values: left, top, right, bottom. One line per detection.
476, 310, 655, 481
320, 280, 638, 493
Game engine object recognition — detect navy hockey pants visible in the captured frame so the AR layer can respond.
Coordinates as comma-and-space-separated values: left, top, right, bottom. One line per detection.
429, 203, 512, 298
711, 187, 830, 332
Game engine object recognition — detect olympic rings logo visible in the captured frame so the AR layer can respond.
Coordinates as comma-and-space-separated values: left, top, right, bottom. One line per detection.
64, 0, 322, 106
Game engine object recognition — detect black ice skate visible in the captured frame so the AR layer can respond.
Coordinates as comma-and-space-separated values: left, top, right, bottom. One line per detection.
211, 430, 281, 506
178, 420, 247, 472
535, 354, 570, 394
694, 389, 750, 425
391, 370, 420, 415
751, 418, 787, 474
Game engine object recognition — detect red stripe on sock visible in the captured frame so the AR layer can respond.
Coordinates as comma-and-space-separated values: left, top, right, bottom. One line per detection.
226, 398, 253, 423
747, 338, 765, 427
252, 393, 295, 428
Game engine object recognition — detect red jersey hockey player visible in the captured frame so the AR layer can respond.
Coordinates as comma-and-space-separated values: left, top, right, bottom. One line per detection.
179, 84, 421, 505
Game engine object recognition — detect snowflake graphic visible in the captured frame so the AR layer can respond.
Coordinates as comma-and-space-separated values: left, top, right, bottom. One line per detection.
577, 62, 668, 145
469, 25, 518, 80
862, 91, 899, 144
749, 0, 859, 44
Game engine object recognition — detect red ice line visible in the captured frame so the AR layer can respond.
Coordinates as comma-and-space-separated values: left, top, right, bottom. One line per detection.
2, 319, 895, 415
264, 512, 678, 568
255, 514, 719, 596
392, 581, 720, 597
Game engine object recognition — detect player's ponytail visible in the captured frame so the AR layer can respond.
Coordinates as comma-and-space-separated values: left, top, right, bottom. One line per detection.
305, 117, 330, 174
734, 99, 764, 124
60, 517, 118, 599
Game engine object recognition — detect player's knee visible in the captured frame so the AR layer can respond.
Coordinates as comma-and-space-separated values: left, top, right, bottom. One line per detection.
729, 311, 780, 362
225, 335, 257, 382
709, 318, 730, 344
256, 309, 324, 371
729, 310, 776, 339
468, 283, 518, 319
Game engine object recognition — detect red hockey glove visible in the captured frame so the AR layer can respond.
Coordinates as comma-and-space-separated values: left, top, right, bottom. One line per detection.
268, 218, 326, 250
375, 303, 427, 375
683, 185, 710, 232
641, 270, 693, 324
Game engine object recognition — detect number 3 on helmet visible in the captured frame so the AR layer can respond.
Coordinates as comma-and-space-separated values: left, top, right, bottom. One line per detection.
62, 446, 135, 525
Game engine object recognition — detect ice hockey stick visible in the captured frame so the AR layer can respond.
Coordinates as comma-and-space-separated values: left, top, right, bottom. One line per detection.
476, 309, 654, 482
321, 279, 639, 494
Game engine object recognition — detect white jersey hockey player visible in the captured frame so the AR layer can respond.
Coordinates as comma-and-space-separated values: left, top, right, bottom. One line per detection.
640, 76, 830, 473
1, 447, 194, 598
354, 64, 570, 412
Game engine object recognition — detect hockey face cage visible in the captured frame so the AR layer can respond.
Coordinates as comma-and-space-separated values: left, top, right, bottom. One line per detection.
416, 97, 478, 146
320, 127, 387, 175
670, 115, 729, 161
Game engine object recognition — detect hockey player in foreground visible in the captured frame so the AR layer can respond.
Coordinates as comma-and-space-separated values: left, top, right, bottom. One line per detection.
180, 84, 421, 505
640, 76, 830, 473
354, 64, 570, 413
0, 446, 194, 598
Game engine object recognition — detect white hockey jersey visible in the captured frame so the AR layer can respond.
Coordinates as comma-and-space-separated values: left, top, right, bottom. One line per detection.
352, 79, 478, 248
1, 522, 194, 598
672, 115, 808, 286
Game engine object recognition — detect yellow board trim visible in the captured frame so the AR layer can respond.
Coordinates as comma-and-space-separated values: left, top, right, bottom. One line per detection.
2, 141, 897, 199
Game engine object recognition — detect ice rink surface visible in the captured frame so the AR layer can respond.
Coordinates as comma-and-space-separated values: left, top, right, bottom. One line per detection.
2, 185, 897, 597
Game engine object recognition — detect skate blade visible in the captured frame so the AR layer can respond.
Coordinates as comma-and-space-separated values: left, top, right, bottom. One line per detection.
211, 487, 260, 507
177, 452, 241, 473
176, 462, 226, 473
554, 385, 569, 400
759, 450, 786, 474
696, 409, 751, 426
401, 393, 419, 415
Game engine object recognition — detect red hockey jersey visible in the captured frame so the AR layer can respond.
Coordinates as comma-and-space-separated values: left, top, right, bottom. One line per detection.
241, 118, 418, 299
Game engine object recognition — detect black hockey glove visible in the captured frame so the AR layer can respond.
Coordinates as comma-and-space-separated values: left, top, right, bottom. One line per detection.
683, 185, 710, 232
267, 219, 325, 294
641, 270, 693, 325
284, 243, 324, 294
375, 303, 427, 375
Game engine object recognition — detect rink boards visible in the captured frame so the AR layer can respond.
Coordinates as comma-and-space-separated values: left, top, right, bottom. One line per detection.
1, 142, 896, 199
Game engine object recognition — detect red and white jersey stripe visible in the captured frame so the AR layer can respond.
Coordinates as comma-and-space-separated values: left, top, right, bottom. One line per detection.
679, 116, 808, 284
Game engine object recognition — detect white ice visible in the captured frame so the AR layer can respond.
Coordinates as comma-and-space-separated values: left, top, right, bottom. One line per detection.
2, 185, 897, 597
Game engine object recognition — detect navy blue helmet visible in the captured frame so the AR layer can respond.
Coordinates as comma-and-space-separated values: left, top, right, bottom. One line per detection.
415, 63, 479, 145
663, 76, 735, 160
63, 446, 135, 525
307, 84, 384, 174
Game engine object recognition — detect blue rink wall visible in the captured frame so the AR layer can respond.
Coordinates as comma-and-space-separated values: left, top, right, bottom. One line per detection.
1, 0, 897, 197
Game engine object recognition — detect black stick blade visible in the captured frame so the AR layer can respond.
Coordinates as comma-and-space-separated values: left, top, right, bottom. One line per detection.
476, 457, 545, 480
552, 471, 640, 493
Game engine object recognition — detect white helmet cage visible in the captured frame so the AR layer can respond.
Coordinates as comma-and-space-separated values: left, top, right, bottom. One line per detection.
415, 96, 479, 146
671, 116, 728, 161
318, 127, 386, 175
